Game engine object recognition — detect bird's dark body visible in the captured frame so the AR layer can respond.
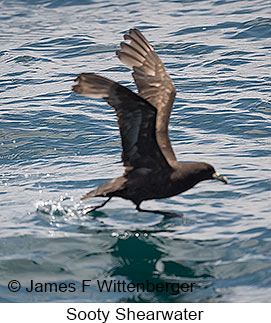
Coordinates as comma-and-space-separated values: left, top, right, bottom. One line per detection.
72, 28, 227, 216
86, 162, 213, 207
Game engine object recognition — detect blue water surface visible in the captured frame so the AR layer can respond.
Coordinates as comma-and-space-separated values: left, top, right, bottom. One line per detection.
0, 0, 270, 302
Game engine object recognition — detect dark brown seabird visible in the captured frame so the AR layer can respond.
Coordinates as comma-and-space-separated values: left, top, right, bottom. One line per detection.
72, 28, 227, 217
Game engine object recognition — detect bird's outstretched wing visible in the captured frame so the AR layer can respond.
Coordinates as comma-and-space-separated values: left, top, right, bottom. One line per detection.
73, 73, 170, 171
116, 29, 178, 167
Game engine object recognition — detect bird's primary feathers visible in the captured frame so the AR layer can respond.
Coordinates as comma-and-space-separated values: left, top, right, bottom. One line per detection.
72, 28, 227, 217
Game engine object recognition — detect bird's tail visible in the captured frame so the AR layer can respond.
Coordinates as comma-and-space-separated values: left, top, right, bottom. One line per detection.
73, 73, 114, 98
81, 176, 127, 201
81, 188, 100, 201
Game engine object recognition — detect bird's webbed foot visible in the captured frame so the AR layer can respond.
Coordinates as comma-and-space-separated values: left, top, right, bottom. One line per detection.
82, 197, 112, 215
136, 205, 183, 218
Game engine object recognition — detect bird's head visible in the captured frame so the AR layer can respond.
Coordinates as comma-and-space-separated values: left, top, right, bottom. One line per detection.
195, 162, 228, 184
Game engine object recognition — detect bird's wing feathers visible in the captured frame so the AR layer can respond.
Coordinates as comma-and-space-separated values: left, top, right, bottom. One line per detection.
116, 29, 178, 166
116, 29, 176, 110
73, 73, 170, 171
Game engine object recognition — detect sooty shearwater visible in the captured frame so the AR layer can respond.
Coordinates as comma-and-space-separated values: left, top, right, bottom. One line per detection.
73, 28, 228, 217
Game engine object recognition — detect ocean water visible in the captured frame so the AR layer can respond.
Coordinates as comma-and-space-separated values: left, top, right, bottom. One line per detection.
0, 0, 270, 302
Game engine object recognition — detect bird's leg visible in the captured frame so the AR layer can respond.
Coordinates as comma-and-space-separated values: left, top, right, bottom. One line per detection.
82, 197, 112, 215
136, 204, 183, 218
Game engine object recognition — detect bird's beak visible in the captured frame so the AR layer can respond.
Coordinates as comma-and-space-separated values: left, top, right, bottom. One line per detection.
212, 172, 228, 184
